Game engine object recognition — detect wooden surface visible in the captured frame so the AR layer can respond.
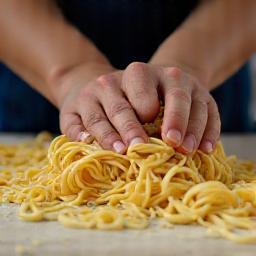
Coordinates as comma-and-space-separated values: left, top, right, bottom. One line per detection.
0, 133, 256, 256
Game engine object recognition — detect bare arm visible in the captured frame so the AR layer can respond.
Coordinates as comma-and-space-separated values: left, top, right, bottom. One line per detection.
0, 0, 224, 154
150, 0, 256, 90
0, 0, 113, 106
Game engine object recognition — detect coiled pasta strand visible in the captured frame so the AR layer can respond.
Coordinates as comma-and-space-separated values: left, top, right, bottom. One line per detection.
0, 132, 256, 243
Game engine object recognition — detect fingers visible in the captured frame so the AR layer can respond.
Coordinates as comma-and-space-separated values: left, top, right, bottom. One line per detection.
95, 73, 148, 146
77, 131, 94, 143
60, 63, 221, 156
78, 99, 126, 154
199, 98, 221, 153
159, 67, 220, 154
160, 67, 192, 147
60, 112, 93, 143
61, 69, 150, 153
122, 62, 160, 123
179, 97, 208, 153
59, 112, 82, 140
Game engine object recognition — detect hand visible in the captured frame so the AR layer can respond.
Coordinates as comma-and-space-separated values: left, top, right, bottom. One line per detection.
58, 62, 220, 154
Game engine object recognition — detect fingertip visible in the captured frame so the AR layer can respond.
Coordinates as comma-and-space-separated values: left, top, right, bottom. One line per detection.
200, 140, 214, 153
129, 137, 145, 146
113, 140, 126, 154
176, 146, 191, 154
164, 129, 182, 147
77, 131, 94, 143
180, 134, 196, 153
118, 120, 148, 147
66, 124, 84, 142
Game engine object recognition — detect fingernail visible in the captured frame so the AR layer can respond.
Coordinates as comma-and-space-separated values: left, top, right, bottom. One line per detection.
181, 134, 195, 153
113, 141, 126, 154
78, 131, 92, 143
129, 137, 145, 146
202, 141, 213, 153
166, 129, 182, 145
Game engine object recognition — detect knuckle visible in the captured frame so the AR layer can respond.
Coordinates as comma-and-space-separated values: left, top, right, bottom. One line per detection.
108, 101, 132, 119
84, 112, 106, 129
164, 67, 182, 79
121, 119, 140, 134
207, 127, 220, 140
193, 99, 208, 109
188, 123, 201, 134
126, 61, 145, 74
98, 129, 117, 146
168, 110, 187, 123
189, 116, 206, 129
167, 87, 191, 104
96, 73, 115, 87
66, 124, 82, 140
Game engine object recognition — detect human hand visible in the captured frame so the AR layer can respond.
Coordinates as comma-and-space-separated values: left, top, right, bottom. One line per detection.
58, 62, 220, 154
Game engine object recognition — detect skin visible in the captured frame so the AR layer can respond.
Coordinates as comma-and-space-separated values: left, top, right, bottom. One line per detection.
0, 0, 255, 154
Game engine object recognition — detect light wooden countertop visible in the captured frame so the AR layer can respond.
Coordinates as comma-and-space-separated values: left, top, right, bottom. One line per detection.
0, 134, 255, 256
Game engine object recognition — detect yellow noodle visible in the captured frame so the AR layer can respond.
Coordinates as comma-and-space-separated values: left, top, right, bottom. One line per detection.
0, 131, 256, 243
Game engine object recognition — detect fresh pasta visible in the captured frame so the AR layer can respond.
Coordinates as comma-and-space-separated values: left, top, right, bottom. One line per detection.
0, 132, 256, 243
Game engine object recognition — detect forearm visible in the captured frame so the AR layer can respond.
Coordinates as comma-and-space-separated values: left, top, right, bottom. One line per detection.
0, 0, 111, 106
150, 0, 256, 90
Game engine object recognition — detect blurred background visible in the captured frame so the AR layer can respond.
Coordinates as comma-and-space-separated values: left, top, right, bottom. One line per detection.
251, 55, 256, 123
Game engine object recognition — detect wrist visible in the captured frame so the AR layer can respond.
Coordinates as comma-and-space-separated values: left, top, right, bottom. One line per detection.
49, 60, 115, 108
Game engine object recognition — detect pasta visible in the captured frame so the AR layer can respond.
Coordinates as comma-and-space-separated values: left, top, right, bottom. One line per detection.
0, 132, 256, 243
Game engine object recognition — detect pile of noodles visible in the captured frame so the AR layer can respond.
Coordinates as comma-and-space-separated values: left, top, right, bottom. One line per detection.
0, 131, 256, 243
